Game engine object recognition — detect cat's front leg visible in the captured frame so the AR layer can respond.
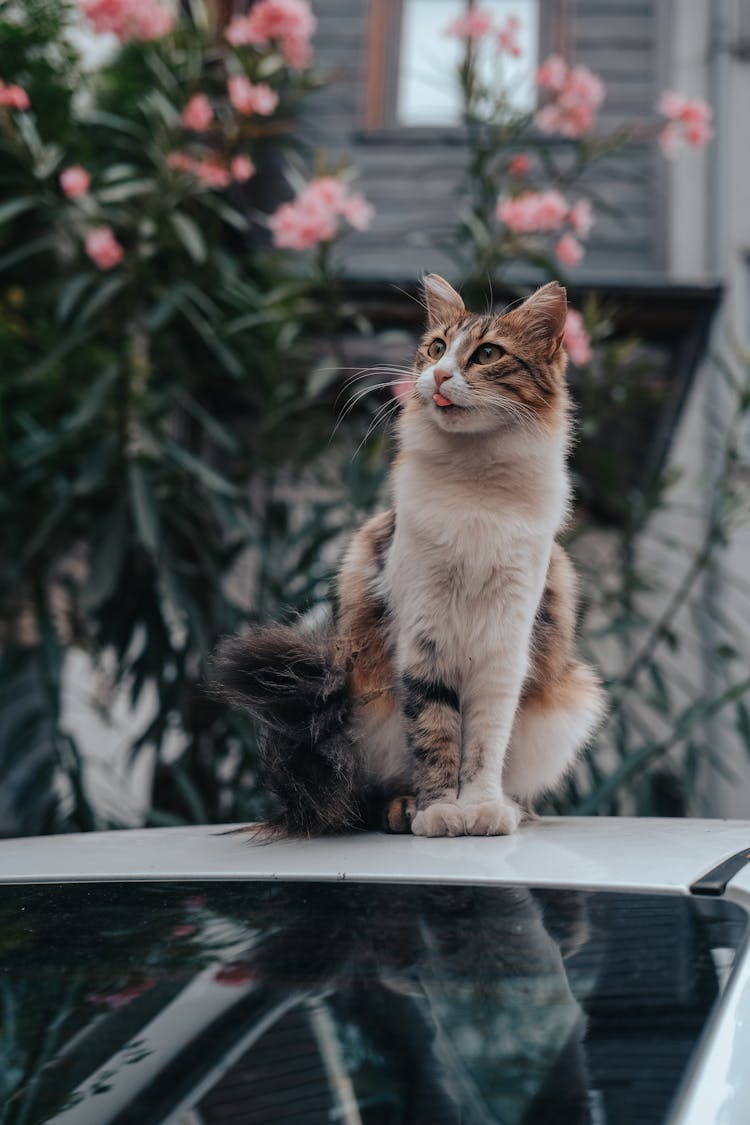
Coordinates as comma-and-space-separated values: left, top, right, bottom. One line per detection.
398, 653, 463, 837
456, 674, 525, 836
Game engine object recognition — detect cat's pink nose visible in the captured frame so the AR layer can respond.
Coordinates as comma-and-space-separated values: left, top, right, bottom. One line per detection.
434, 368, 451, 389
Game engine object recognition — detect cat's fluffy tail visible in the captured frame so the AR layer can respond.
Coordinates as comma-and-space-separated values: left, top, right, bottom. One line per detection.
210, 624, 361, 836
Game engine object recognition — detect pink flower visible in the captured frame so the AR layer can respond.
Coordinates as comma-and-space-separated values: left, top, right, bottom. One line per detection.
226, 0, 316, 69
555, 232, 584, 267
269, 198, 338, 249
167, 151, 231, 189
193, 157, 232, 189
657, 91, 688, 119
657, 91, 712, 153
508, 153, 530, 178
0, 81, 30, 110
182, 94, 213, 132
228, 76, 279, 116
534, 59, 605, 138
231, 154, 256, 182
60, 165, 91, 199
563, 309, 593, 366
565, 65, 605, 107
172, 923, 197, 938
183, 894, 208, 909
281, 35, 312, 68
81, 0, 175, 42
215, 961, 256, 986
445, 8, 493, 39
497, 14, 521, 57
87, 977, 156, 1009
84, 226, 124, 270
568, 199, 594, 239
340, 192, 374, 231
306, 175, 347, 209
497, 189, 569, 233
535, 54, 568, 92
268, 177, 374, 250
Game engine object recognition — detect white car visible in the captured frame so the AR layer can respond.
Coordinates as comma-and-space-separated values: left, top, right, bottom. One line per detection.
1, 817, 749, 1125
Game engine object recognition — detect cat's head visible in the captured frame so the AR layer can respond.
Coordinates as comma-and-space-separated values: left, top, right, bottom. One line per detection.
409, 274, 569, 435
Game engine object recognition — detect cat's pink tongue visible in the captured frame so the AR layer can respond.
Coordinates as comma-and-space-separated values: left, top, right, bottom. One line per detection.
433, 392, 453, 407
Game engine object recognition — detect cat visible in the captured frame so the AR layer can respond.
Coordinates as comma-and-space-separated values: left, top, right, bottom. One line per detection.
212, 274, 605, 837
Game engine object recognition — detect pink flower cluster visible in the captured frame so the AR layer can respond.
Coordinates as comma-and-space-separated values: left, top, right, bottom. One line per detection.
0, 80, 29, 110
497, 190, 594, 268
182, 94, 213, 132
226, 0, 316, 70
563, 309, 592, 366
534, 54, 605, 138
268, 177, 374, 251
80, 0, 175, 42
657, 92, 712, 156
60, 165, 91, 198
167, 150, 256, 189
227, 76, 279, 117
445, 8, 521, 55
85, 226, 124, 270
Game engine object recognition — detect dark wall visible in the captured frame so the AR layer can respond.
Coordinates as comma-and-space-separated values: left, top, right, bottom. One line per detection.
308, 0, 667, 282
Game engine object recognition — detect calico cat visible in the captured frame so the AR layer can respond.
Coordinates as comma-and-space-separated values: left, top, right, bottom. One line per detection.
212, 275, 605, 836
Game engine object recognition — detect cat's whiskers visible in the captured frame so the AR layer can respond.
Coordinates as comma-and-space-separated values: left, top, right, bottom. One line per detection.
333, 380, 402, 437
352, 397, 402, 459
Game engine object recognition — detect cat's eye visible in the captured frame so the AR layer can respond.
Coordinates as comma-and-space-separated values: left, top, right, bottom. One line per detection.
428, 338, 446, 360
471, 344, 504, 366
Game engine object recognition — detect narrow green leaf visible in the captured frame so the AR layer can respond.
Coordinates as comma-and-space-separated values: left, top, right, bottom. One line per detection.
128, 462, 160, 553
737, 702, 750, 755
0, 234, 55, 274
0, 197, 38, 224
56, 273, 95, 323
170, 211, 206, 263
74, 277, 125, 328
161, 437, 240, 497
82, 508, 127, 611
171, 388, 240, 454
97, 178, 157, 203
61, 366, 118, 434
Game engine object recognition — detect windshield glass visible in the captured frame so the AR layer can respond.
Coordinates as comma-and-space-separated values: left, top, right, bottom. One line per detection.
0, 881, 745, 1125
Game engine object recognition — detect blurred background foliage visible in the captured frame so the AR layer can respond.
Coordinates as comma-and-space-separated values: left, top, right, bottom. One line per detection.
1, 0, 748, 835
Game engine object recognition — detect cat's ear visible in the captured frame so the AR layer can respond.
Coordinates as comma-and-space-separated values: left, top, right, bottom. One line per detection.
514, 281, 567, 358
422, 273, 465, 328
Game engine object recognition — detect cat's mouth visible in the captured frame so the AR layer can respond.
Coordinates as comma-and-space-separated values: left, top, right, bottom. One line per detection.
433, 392, 463, 409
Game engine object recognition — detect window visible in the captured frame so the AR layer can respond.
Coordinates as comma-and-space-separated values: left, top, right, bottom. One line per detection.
398, 0, 539, 125
365, 0, 569, 131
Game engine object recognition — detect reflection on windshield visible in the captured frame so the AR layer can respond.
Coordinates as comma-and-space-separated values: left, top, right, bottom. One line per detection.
0, 881, 744, 1124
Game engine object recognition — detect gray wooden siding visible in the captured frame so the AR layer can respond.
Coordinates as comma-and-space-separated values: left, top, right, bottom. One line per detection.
307, 0, 665, 282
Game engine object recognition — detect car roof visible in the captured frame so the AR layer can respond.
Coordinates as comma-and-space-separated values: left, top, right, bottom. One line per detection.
1, 816, 750, 895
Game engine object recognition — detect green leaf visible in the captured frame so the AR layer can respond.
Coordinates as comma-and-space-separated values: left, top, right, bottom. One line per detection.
171, 388, 240, 454
74, 277, 126, 328
128, 462, 160, 553
646, 662, 670, 714
61, 366, 118, 434
56, 272, 96, 323
161, 437, 240, 497
0, 197, 38, 224
737, 702, 750, 756
0, 234, 55, 274
81, 508, 127, 611
97, 178, 157, 203
170, 211, 206, 263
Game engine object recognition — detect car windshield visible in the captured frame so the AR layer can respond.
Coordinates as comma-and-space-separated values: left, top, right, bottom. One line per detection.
0, 880, 746, 1125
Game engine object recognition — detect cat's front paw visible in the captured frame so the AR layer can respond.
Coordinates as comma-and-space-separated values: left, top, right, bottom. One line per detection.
411, 802, 465, 837
460, 797, 522, 836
